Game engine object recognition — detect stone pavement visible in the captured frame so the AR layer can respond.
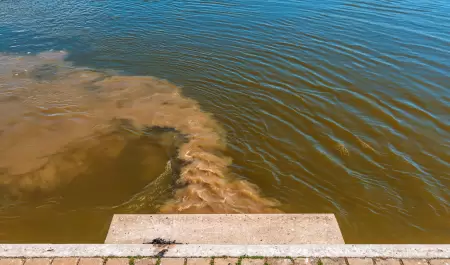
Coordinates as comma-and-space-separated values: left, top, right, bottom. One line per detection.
0, 257, 449, 265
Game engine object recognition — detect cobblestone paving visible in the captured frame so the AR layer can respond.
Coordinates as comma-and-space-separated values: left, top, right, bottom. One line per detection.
0, 258, 449, 265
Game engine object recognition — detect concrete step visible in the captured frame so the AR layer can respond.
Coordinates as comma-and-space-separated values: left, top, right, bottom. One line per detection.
105, 214, 344, 244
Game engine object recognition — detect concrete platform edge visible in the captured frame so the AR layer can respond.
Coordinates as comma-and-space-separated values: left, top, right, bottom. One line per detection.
0, 244, 449, 258
106, 214, 344, 244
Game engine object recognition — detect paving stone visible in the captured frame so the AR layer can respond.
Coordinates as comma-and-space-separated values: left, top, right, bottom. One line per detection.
214, 258, 238, 265
24, 259, 52, 265
402, 260, 428, 265
78, 258, 104, 265
134, 259, 157, 265
374, 259, 401, 265
52, 258, 79, 265
293, 258, 319, 265
430, 260, 450, 265
347, 258, 374, 265
186, 259, 211, 265
266, 258, 293, 265
241, 259, 265, 265
0, 259, 24, 265
159, 259, 185, 265
321, 259, 346, 265
105, 259, 129, 265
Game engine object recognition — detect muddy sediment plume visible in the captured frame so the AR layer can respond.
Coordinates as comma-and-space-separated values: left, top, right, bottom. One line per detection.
0, 51, 280, 213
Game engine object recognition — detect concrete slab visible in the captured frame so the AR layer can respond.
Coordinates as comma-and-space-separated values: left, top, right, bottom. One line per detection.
0, 259, 23, 265
134, 259, 157, 265
347, 258, 373, 265
105, 258, 129, 265
105, 214, 344, 244
430, 260, 450, 265
52, 258, 79, 265
374, 259, 401, 265
266, 258, 293, 265
78, 258, 104, 265
241, 259, 265, 265
320, 258, 346, 265
214, 258, 238, 265
1, 245, 450, 258
23, 259, 51, 265
186, 258, 210, 265
159, 258, 185, 265
293, 258, 319, 265
401, 260, 428, 265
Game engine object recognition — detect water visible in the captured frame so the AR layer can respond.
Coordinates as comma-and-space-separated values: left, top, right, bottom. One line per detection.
0, 0, 449, 243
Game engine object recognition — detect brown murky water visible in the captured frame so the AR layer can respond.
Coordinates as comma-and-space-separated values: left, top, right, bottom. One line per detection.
0, 52, 279, 242
0, 52, 280, 210
0, 0, 449, 243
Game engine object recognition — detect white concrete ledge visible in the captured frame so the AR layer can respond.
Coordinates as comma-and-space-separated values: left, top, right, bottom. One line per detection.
0, 244, 450, 258
106, 214, 344, 244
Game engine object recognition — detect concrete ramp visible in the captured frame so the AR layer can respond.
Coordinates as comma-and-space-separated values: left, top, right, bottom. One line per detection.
105, 214, 344, 244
